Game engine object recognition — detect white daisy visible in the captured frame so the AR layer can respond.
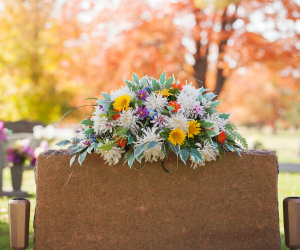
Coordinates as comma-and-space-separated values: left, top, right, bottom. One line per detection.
144, 93, 168, 112
165, 112, 188, 133
92, 115, 115, 134
177, 82, 200, 116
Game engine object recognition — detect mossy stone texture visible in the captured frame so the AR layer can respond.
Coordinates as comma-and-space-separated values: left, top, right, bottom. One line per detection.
34, 150, 280, 250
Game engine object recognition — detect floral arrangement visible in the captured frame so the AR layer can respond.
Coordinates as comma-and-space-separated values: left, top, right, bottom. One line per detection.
7, 139, 36, 167
57, 72, 247, 170
0, 121, 12, 142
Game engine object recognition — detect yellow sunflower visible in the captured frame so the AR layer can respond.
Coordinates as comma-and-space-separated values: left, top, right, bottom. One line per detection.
156, 89, 173, 97
187, 120, 201, 138
113, 94, 131, 111
168, 128, 186, 146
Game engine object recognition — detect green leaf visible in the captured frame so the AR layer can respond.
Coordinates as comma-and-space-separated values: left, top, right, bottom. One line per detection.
160, 71, 166, 85
98, 140, 116, 151
160, 110, 169, 115
140, 76, 148, 87
70, 155, 76, 167
71, 147, 85, 154
127, 135, 134, 145
210, 100, 221, 108
162, 143, 169, 157
93, 143, 99, 150
78, 151, 87, 165
190, 153, 199, 164
103, 103, 110, 112
168, 141, 180, 155
219, 113, 231, 120
136, 152, 144, 163
102, 92, 111, 101
227, 145, 234, 152
128, 154, 135, 168
213, 141, 218, 148
87, 145, 94, 154
207, 108, 217, 114
97, 99, 106, 105
199, 87, 210, 94
147, 141, 158, 151
191, 148, 203, 162
83, 128, 94, 135
234, 148, 242, 158
151, 78, 160, 91
55, 140, 70, 147
80, 119, 94, 127
84, 97, 98, 101
217, 144, 223, 161
124, 78, 135, 89
200, 121, 214, 129
203, 93, 216, 101
180, 149, 189, 164
134, 144, 145, 159
198, 94, 202, 103
167, 106, 174, 111
67, 144, 78, 149
165, 75, 175, 89
115, 127, 129, 137
132, 72, 139, 85
206, 130, 218, 137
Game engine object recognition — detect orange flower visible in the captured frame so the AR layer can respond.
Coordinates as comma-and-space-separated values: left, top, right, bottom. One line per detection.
204, 127, 214, 132
116, 137, 127, 147
112, 109, 121, 120
171, 83, 183, 91
169, 101, 181, 112
217, 131, 226, 144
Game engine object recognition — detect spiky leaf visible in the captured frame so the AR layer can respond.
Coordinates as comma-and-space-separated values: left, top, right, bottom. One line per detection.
124, 78, 135, 89
128, 154, 135, 168
219, 113, 231, 120
206, 130, 218, 137
97, 140, 116, 151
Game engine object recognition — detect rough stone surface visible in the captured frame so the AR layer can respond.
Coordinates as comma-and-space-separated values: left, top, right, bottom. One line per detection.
34, 150, 280, 250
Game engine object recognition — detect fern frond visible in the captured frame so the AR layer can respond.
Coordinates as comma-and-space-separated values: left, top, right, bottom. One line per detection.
225, 122, 248, 149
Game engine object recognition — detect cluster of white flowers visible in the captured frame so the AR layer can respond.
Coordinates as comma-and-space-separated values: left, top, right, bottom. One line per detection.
134, 127, 165, 162
165, 113, 188, 133
96, 139, 124, 165
110, 85, 136, 101
144, 93, 168, 112
177, 83, 200, 116
116, 109, 141, 135
190, 141, 219, 169
205, 113, 227, 134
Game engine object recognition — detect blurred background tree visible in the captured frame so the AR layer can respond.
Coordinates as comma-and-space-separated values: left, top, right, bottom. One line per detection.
0, 0, 299, 129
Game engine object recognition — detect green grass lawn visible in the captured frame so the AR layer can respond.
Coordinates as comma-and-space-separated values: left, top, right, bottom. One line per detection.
0, 167, 300, 249
239, 127, 300, 164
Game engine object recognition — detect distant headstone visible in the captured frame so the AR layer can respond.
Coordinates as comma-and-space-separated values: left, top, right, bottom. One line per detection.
4, 120, 45, 133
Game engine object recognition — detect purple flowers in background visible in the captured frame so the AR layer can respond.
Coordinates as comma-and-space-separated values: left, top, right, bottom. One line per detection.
0, 121, 8, 142
136, 106, 149, 118
136, 89, 148, 101
6, 139, 36, 167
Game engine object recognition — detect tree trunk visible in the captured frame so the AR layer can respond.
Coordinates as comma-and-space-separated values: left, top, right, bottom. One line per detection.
193, 41, 208, 89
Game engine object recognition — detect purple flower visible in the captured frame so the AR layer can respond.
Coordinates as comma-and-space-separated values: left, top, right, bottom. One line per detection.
83, 140, 92, 147
194, 104, 204, 116
136, 89, 148, 101
136, 106, 149, 118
